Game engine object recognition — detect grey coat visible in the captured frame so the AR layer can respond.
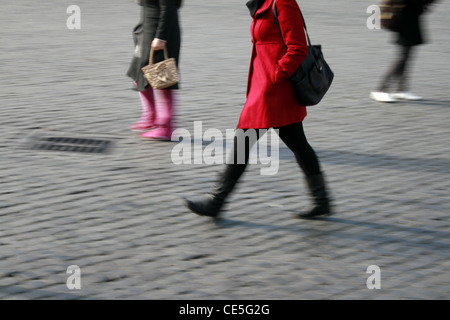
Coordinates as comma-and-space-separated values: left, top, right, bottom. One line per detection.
127, 0, 181, 91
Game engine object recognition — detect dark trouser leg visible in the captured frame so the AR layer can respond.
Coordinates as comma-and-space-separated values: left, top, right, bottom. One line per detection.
276, 122, 332, 218
276, 122, 321, 176
379, 45, 413, 92
184, 129, 260, 217
397, 46, 413, 92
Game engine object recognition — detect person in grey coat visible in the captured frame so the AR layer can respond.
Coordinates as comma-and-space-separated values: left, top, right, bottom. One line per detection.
371, 0, 436, 102
127, 0, 182, 140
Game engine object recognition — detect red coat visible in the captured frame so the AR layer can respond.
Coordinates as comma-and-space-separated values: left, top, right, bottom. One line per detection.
237, 0, 308, 129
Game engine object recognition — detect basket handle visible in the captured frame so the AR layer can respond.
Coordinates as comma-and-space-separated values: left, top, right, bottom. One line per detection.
149, 47, 169, 65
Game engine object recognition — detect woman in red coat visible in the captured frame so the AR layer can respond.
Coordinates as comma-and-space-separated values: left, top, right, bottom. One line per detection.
184, 0, 332, 218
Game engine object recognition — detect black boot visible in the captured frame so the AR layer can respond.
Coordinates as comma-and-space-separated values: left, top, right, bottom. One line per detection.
297, 173, 332, 219
183, 176, 238, 218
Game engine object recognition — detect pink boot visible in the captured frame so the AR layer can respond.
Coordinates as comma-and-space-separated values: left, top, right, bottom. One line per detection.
130, 119, 155, 131
140, 126, 173, 140
130, 86, 156, 131
140, 89, 175, 140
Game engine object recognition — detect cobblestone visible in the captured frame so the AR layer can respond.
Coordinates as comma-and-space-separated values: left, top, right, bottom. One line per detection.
0, 0, 449, 300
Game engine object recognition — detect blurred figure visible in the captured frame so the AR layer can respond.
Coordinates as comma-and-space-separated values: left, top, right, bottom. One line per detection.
371, 0, 436, 103
183, 0, 332, 219
127, 0, 182, 140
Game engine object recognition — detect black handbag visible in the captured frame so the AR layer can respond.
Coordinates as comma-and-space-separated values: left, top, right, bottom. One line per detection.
273, 0, 334, 106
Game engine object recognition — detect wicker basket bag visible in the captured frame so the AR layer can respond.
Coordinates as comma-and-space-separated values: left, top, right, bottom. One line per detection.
141, 47, 179, 89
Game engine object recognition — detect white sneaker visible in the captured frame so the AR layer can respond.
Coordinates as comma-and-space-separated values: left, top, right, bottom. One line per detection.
370, 91, 397, 103
391, 92, 423, 101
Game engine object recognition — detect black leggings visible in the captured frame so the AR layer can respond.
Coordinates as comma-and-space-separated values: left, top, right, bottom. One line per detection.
379, 45, 413, 92
223, 122, 322, 181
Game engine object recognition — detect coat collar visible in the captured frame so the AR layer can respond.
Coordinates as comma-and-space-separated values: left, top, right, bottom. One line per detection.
246, 0, 272, 17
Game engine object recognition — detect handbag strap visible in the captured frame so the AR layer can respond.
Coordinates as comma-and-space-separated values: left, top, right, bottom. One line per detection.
272, 0, 311, 47
149, 47, 169, 65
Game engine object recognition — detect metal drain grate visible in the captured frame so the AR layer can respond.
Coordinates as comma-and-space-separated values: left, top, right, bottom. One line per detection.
31, 136, 112, 154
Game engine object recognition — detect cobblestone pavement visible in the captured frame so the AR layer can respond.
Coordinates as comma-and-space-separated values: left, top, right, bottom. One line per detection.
0, 0, 449, 300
